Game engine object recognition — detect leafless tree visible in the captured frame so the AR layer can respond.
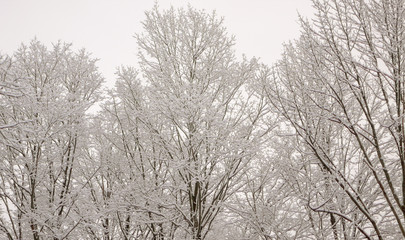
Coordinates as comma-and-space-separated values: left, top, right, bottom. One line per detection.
0, 40, 103, 240
263, 0, 405, 239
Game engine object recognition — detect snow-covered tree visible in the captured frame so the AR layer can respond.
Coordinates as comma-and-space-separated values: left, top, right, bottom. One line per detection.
263, 0, 405, 239
137, 6, 270, 239
0, 40, 103, 240
91, 5, 270, 240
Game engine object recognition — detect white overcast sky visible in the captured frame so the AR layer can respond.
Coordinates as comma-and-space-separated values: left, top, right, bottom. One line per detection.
1, 0, 314, 86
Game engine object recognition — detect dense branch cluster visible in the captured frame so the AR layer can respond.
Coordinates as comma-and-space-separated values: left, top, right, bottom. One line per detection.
1, 0, 405, 239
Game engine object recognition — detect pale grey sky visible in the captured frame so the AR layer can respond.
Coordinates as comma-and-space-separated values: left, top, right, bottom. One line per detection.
1, 0, 314, 86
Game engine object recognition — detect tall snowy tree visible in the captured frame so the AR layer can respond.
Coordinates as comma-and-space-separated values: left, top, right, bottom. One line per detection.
93, 5, 270, 240
137, 6, 270, 239
0, 40, 103, 240
263, 0, 405, 239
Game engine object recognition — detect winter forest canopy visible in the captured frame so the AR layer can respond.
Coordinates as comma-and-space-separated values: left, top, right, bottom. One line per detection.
1, 0, 405, 239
